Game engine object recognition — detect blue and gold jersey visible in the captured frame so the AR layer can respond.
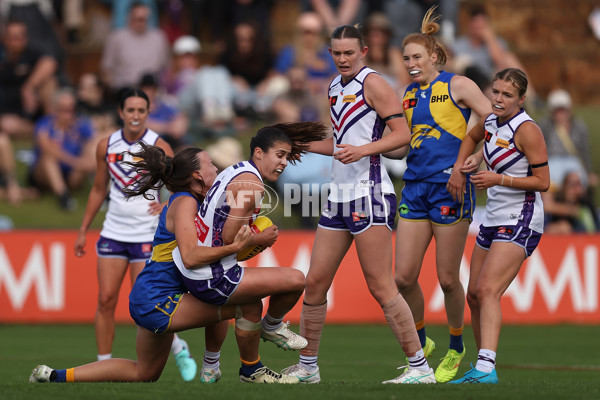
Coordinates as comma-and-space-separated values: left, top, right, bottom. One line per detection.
129, 192, 199, 310
402, 71, 471, 182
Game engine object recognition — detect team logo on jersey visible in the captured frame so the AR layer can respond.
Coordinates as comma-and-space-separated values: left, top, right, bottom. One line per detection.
484, 130, 493, 142
352, 211, 368, 222
399, 204, 410, 215
495, 138, 510, 148
403, 98, 418, 110
329, 96, 338, 106
342, 95, 356, 103
440, 206, 457, 216
107, 153, 124, 163
421, 91, 427, 98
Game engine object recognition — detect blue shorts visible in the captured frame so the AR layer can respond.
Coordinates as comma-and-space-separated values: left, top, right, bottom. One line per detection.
182, 264, 244, 305
96, 236, 152, 262
318, 193, 396, 235
130, 292, 184, 334
476, 225, 542, 257
398, 181, 474, 225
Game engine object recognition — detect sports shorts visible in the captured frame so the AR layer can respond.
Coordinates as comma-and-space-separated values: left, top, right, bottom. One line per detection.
398, 180, 474, 225
318, 193, 396, 235
130, 292, 185, 334
476, 224, 542, 257
96, 236, 152, 262
181, 264, 244, 305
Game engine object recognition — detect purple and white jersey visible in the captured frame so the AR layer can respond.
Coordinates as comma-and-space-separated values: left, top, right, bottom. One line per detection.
173, 161, 262, 280
481, 110, 544, 233
328, 67, 394, 202
100, 129, 161, 242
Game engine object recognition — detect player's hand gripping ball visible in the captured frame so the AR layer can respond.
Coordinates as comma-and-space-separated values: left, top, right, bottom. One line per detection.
236, 216, 273, 261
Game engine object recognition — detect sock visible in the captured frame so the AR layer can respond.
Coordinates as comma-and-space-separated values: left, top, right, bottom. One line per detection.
475, 349, 496, 373
299, 355, 318, 371
407, 349, 430, 372
203, 350, 220, 369
449, 325, 464, 353
239, 357, 263, 376
171, 335, 184, 355
261, 313, 283, 332
415, 319, 427, 348
97, 353, 111, 361
54, 369, 65, 382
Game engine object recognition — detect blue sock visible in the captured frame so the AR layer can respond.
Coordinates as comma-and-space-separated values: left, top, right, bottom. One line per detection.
417, 327, 427, 348
54, 369, 66, 382
239, 360, 264, 377
449, 333, 464, 353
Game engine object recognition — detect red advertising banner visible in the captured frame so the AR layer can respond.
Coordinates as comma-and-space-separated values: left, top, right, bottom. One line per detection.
0, 231, 598, 324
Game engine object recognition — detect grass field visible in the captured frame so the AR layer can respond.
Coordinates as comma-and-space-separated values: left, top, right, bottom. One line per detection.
2, 323, 599, 400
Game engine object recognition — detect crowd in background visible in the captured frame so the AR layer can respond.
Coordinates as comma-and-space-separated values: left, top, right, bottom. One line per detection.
0, 0, 597, 232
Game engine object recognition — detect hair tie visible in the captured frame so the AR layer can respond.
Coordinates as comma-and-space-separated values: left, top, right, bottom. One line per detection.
165, 158, 174, 178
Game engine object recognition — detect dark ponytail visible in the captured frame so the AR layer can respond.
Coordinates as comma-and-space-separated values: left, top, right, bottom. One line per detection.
122, 142, 206, 201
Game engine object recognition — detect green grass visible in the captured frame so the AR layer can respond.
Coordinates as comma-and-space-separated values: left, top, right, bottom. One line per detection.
1, 324, 599, 399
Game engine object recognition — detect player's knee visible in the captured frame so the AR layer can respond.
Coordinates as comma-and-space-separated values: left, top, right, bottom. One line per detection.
466, 290, 479, 309
437, 274, 461, 294
394, 272, 417, 292
288, 269, 306, 292
97, 292, 119, 311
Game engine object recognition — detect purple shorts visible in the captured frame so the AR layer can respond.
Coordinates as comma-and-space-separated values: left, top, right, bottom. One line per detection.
182, 264, 244, 305
96, 236, 153, 262
318, 193, 397, 235
476, 225, 542, 257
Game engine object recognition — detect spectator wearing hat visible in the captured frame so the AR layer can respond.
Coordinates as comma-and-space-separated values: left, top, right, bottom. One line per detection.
162, 35, 202, 98
139, 73, 189, 151
538, 89, 598, 192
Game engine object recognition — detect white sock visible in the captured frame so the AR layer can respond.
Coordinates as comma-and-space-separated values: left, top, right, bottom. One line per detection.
299, 355, 318, 371
475, 349, 496, 373
97, 353, 111, 361
408, 348, 430, 372
171, 334, 184, 355
261, 313, 283, 332
203, 350, 220, 369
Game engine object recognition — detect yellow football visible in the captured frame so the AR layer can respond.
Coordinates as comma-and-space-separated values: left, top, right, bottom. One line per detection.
236, 216, 273, 261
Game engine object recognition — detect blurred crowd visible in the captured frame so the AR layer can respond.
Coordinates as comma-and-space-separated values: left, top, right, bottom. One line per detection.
0, 0, 597, 232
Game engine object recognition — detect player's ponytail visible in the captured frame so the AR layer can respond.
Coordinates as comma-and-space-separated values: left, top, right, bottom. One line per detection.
122, 142, 207, 202
403, 6, 448, 67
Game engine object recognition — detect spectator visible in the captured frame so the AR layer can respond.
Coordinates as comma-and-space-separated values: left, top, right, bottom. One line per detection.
105, 0, 159, 30
0, 19, 58, 204
100, 2, 169, 94
543, 170, 600, 234
220, 20, 278, 119
451, 5, 533, 99
76, 73, 118, 138
139, 73, 189, 151
363, 12, 409, 93
301, 0, 365, 33
161, 35, 202, 98
538, 89, 598, 192
177, 39, 236, 141
274, 12, 338, 99
271, 66, 322, 124
28, 87, 96, 211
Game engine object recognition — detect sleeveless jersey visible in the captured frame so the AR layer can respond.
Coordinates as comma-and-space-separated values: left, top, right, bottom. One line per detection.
173, 161, 262, 280
129, 192, 196, 308
328, 67, 394, 202
481, 109, 544, 233
402, 71, 471, 182
100, 129, 161, 242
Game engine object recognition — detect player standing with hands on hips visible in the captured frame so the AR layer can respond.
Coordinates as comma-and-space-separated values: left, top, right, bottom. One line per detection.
283, 24, 437, 384
447, 68, 549, 383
